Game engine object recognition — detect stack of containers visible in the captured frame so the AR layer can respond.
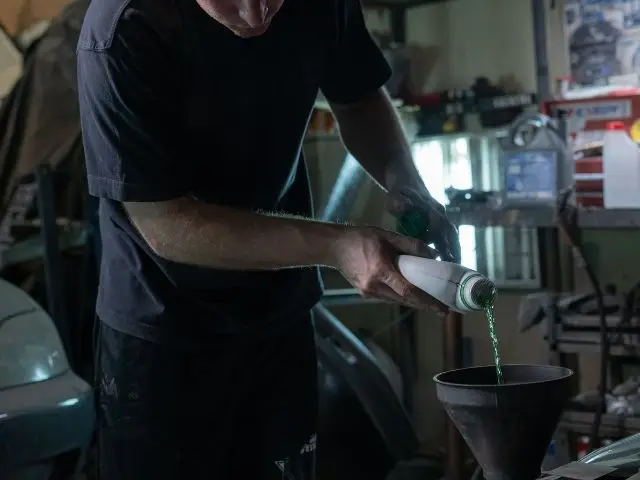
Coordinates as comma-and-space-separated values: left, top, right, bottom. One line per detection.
602, 121, 640, 209
573, 141, 604, 207
574, 122, 640, 208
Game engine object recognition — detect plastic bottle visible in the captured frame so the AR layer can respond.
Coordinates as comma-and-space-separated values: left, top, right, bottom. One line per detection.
396, 255, 496, 313
603, 121, 640, 209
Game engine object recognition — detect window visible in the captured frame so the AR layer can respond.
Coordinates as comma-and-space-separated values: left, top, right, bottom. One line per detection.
412, 133, 541, 289
412, 139, 477, 270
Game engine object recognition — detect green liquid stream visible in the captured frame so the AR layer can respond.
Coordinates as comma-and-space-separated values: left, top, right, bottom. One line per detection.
484, 304, 503, 384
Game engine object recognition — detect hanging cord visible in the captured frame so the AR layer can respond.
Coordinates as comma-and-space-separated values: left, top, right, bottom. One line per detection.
556, 188, 608, 452
618, 279, 640, 349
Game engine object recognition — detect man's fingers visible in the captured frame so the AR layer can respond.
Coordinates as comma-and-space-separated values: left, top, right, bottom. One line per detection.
366, 284, 409, 306
367, 283, 424, 310
382, 231, 438, 258
380, 269, 448, 313
387, 187, 412, 211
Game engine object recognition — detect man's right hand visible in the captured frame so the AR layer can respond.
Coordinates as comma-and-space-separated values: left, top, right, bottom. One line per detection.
125, 198, 447, 314
333, 226, 448, 313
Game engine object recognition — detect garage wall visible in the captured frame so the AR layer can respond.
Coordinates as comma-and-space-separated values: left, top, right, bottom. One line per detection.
366, 0, 541, 91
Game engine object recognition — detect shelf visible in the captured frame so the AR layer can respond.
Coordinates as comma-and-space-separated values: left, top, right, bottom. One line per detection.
548, 315, 640, 356
559, 410, 640, 438
551, 335, 640, 356
362, 0, 449, 8
313, 97, 405, 112
1, 226, 87, 269
321, 288, 386, 307
561, 315, 636, 329
417, 93, 537, 116
446, 206, 640, 229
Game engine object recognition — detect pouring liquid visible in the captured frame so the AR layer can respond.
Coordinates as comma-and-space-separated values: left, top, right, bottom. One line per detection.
476, 284, 502, 384
396, 208, 503, 382
484, 304, 504, 384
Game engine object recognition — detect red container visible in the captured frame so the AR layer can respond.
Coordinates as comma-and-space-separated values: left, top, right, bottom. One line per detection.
576, 436, 590, 459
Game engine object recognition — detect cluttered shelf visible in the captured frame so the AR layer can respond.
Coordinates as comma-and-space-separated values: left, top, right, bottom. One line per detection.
531, 292, 640, 442
361, 0, 449, 7
539, 297, 640, 356
559, 410, 640, 439
554, 336, 640, 356
550, 327, 640, 356
445, 206, 640, 229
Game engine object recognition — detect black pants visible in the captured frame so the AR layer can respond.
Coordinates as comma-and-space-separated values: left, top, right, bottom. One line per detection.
95, 315, 318, 479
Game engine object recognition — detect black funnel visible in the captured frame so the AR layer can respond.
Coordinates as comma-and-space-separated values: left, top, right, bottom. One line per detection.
434, 364, 573, 480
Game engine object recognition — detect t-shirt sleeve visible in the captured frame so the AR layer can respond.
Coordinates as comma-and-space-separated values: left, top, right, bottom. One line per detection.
320, 0, 392, 104
77, 15, 187, 202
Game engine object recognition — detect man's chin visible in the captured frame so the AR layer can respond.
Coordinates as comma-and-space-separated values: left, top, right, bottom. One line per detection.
228, 22, 271, 38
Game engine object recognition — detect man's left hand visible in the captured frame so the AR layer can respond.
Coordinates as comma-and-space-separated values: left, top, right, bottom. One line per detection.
387, 184, 461, 263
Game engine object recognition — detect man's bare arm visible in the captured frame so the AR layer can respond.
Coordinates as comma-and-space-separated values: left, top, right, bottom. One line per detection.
329, 88, 425, 193
330, 88, 460, 261
125, 197, 348, 270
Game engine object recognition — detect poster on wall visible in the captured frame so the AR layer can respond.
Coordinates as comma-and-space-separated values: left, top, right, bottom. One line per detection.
564, 0, 640, 86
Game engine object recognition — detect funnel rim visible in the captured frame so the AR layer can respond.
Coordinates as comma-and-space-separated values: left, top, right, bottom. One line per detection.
433, 363, 574, 388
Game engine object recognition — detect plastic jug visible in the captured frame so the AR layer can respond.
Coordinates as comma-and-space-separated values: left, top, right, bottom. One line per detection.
603, 122, 640, 209
396, 256, 496, 313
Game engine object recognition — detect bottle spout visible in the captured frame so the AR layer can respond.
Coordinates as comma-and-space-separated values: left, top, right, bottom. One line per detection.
471, 279, 497, 308
457, 273, 497, 311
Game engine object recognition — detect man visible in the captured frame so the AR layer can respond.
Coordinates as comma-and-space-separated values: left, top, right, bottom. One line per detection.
77, 0, 457, 478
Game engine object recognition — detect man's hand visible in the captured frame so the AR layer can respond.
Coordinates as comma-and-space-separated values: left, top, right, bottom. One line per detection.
334, 226, 448, 313
388, 185, 461, 264
327, 89, 460, 262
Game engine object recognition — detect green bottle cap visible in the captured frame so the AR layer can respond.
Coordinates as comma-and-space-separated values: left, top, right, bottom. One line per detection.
397, 209, 427, 239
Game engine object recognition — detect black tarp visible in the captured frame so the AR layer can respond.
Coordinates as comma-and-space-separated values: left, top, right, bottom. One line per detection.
0, 1, 94, 373
0, 0, 89, 236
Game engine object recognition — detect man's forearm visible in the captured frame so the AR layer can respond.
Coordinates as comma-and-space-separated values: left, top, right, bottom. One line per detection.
125, 197, 347, 270
329, 88, 425, 192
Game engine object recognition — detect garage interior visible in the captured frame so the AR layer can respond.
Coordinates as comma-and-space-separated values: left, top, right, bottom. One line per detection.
2, 0, 640, 479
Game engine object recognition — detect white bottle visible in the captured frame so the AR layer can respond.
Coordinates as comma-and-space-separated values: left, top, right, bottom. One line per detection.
603, 121, 640, 209
396, 255, 496, 313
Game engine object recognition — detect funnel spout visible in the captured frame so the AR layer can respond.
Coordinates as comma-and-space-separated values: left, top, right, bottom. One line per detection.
434, 364, 573, 480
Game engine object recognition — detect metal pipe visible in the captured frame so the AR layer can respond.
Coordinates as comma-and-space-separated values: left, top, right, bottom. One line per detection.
531, 0, 551, 101
398, 309, 416, 414
444, 310, 464, 480
36, 165, 72, 363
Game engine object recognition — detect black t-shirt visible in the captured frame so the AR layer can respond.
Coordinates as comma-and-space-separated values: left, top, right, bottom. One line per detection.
77, 0, 391, 346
